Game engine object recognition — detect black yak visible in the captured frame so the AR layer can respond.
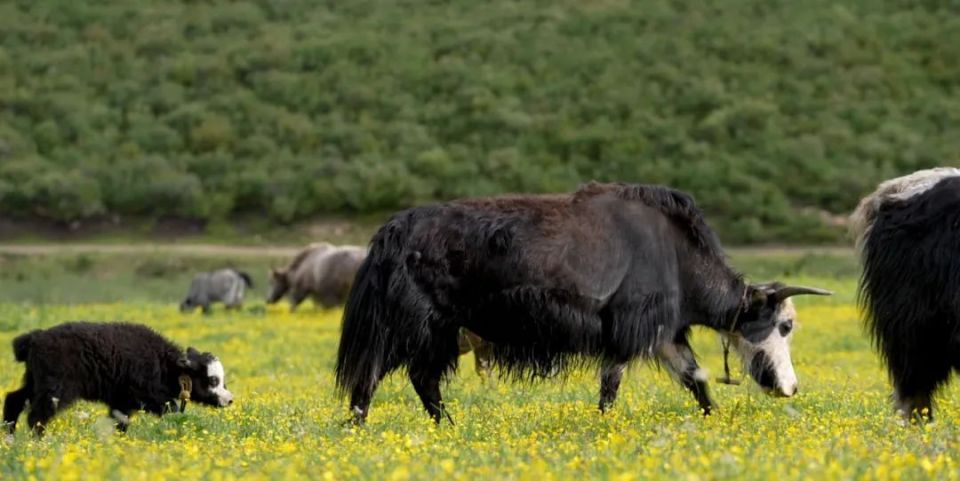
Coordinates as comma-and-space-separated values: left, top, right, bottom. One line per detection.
335, 182, 831, 424
3, 322, 233, 436
180, 268, 253, 314
851, 167, 960, 423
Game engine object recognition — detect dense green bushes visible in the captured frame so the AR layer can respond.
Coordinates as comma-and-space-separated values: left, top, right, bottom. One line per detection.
1, 0, 958, 242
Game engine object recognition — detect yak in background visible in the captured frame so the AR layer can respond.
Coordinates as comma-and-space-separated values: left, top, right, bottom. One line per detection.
335, 182, 831, 424
267, 242, 366, 311
271, 242, 494, 376
851, 167, 960, 423
180, 268, 253, 314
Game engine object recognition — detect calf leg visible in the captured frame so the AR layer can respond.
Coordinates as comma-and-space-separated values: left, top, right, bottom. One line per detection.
599, 361, 627, 413
657, 331, 713, 415
26, 394, 58, 437
3, 386, 30, 434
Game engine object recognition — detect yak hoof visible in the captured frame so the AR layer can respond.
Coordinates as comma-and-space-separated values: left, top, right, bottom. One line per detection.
340, 406, 366, 428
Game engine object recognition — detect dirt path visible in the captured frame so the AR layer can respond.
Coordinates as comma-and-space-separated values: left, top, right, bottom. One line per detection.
0, 243, 302, 257
0, 243, 855, 257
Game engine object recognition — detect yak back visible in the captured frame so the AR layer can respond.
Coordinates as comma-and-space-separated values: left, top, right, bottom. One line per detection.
14, 321, 184, 406
309, 248, 367, 305
286, 242, 334, 274
404, 182, 729, 305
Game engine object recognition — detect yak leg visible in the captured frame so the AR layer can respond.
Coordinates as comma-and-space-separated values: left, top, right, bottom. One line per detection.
347, 358, 402, 425
474, 339, 494, 379
895, 390, 934, 425
599, 361, 627, 413
3, 386, 30, 434
890, 343, 951, 424
109, 407, 133, 433
657, 331, 713, 415
348, 380, 376, 426
26, 393, 59, 437
408, 329, 460, 424
289, 290, 309, 312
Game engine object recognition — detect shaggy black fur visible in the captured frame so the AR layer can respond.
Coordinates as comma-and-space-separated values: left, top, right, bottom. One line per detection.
3, 321, 230, 436
335, 181, 821, 424
859, 176, 960, 422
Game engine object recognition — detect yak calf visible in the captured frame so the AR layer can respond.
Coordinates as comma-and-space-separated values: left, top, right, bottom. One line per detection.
3, 321, 233, 436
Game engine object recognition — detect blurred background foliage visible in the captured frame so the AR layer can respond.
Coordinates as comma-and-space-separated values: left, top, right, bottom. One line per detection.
1, 0, 958, 243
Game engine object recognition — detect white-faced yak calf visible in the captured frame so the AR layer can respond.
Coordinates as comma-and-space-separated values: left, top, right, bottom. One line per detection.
335, 182, 832, 425
3, 322, 233, 436
851, 167, 960, 423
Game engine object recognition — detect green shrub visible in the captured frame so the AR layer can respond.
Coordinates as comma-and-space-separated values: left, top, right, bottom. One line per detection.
0, 0, 958, 242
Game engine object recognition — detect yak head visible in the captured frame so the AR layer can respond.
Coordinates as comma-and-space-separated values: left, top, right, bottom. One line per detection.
266, 268, 290, 304
179, 297, 198, 313
177, 347, 234, 407
725, 282, 832, 398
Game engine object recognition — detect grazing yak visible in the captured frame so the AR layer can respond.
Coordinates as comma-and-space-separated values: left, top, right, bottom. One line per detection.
335, 182, 831, 424
267, 242, 367, 311
3, 322, 233, 436
270, 243, 494, 376
850, 167, 960, 423
180, 268, 253, 314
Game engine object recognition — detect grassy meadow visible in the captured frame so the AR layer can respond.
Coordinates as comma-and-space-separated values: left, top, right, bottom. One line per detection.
1, 250, 959, 480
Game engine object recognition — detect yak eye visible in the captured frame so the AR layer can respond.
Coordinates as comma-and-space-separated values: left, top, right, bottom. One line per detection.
778, 320, 794, 337
209, 376, 220, 387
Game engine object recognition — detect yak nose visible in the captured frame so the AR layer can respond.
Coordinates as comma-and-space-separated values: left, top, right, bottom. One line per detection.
782, 384, 798, 397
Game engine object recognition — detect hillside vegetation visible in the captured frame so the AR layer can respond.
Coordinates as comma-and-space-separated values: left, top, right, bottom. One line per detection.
1, 0, 958, 242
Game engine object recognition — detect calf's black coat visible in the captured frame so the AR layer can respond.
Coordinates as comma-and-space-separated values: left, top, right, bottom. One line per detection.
3, 321, 225, 435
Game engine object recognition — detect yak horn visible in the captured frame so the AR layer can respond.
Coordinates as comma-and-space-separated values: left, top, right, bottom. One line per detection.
775, 285, 833, 299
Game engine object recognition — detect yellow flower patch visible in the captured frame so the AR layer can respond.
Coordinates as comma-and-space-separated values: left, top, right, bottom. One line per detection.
0, 298, 957, 480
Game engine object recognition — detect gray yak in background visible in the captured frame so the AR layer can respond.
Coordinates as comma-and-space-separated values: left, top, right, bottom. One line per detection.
180, 268, 253, 314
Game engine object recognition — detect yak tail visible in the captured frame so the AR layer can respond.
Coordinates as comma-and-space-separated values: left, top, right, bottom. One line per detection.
12, 330, 38, 362
334, 253, 392, 398
235, 270, 254, 288
334, 216, 417, 399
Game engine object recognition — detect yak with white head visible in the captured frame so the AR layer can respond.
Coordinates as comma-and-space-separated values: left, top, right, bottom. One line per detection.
723, 283, 831, 397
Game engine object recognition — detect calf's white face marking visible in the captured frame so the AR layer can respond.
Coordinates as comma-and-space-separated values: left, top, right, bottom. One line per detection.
207, 359, 233, 406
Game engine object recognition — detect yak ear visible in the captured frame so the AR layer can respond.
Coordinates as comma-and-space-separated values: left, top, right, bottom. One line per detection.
176, 354, 194, 370
747, 285, 769, 307
178, 347, 200, 370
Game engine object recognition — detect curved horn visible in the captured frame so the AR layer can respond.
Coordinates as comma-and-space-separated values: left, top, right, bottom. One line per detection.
775, 285, 833, 300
